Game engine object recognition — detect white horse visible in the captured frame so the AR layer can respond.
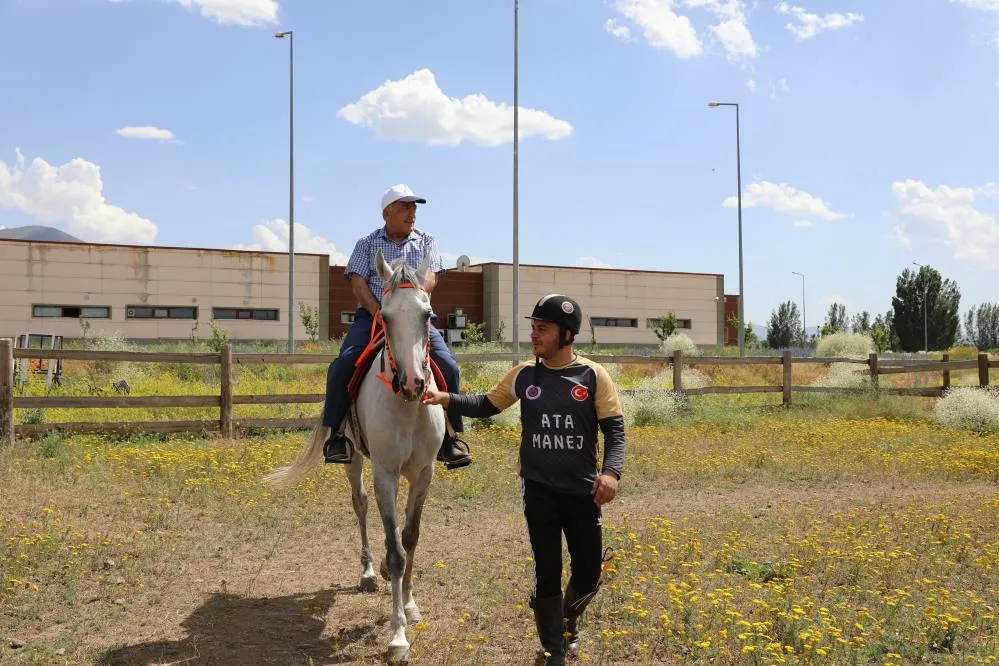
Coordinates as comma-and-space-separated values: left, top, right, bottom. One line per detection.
265, 249, 447, 664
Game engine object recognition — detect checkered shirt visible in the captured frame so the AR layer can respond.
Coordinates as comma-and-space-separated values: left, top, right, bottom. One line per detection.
344, 226, 445, 306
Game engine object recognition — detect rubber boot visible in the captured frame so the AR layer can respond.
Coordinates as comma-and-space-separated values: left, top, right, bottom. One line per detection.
563, 582, 596, 656
530, 594, 565, 666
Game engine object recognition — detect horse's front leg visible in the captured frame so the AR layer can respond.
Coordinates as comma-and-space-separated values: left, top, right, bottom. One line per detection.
400, 462, 434, 624
346, 453, 377, 592
374, 466, 409, 664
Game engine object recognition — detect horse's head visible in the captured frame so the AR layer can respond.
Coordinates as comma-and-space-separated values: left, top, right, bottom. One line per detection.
375, 248, 434, 402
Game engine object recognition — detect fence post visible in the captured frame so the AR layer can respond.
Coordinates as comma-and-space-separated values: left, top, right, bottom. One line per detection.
1, 338, 13, 447
220, 343, 233, 439
782, 350, 792, 407
869, 353, 880, 393
979, 352, 991, 388
672, 350, 683, 392
940, 353, 950, 391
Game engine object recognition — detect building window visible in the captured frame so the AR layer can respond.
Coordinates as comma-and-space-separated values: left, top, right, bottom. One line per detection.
591, 317, 638, 328
32, 305, 111, 319
212, 307, 279, 321
647, 317, 692, 329
127, 306, 198, 320
340, 311, 356, 325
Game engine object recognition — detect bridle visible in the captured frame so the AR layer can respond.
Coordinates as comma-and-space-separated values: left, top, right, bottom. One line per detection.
375, 282, 432, 395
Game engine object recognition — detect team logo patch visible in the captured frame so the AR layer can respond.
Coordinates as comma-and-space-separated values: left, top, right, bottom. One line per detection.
525, 385, 543, 400
570, 384, 588, 401
561, 301, 574, 314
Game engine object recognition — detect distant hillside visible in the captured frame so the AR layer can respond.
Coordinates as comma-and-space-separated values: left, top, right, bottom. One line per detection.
0, 225, 82, 242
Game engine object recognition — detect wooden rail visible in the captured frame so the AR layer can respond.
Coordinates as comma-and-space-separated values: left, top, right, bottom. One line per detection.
1, 339, 995, 441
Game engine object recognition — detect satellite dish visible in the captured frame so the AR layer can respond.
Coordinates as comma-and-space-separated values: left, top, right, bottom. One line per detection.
456, 254, 471, 271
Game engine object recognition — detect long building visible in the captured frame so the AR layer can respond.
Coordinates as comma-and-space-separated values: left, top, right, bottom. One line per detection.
1, 238, 739, 348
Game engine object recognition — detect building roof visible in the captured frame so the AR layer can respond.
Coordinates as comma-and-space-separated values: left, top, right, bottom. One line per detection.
470, 261, 723, 279
0, 236, 329, 259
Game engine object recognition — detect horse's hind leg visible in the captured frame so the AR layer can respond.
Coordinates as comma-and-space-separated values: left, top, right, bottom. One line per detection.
400, 463, 433, 624
373, 467, 409, 664
346, 453, 377, 592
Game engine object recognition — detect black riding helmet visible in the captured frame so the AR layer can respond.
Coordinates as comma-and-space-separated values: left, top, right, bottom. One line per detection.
525, 293, 582, 348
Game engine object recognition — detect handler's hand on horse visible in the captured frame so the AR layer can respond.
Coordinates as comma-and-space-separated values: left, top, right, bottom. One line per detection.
592, 470, 618, 506
421, 389, 450, 409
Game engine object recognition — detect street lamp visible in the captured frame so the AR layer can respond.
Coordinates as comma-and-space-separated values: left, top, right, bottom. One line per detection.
512, 0, 520, 359
912, 261, 928, 353
275, 29, 295, 354
709, 101, 745, 356
791, 271, 805, 345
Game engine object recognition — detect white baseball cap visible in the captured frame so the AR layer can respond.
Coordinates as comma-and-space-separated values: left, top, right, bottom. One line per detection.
381, 184, 427, 211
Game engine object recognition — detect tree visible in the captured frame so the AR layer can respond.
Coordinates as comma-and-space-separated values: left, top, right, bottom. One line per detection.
727, 314, 762, 348
850, 311, 871, 334
766, 301, 802, 349
890, 265, 961, 352
651, 311, 678, 342
298, 301, 319, 342
963, 302, 999, 350
870, 312, 893, 353
820, 302, 848, 337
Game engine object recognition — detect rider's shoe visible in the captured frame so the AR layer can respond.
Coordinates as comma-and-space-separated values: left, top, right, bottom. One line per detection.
437, 434, 472, 470
323, 432, 353, 464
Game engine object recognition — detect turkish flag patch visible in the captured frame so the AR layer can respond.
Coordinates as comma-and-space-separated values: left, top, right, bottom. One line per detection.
571, 385, 589, 402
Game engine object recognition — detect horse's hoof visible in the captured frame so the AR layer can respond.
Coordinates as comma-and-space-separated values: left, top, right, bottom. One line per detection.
386, 642, 410, 664
379, 558, 390, 581
359, 574, 378, 592
404, 603, 422, 624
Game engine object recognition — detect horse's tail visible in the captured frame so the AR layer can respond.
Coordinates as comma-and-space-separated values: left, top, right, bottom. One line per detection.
263, 409, 328, 489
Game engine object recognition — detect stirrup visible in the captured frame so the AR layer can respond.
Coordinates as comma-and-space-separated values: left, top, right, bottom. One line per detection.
323, 432, 354, 464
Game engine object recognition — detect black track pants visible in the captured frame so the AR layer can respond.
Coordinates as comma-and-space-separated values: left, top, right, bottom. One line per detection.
521, 477, 603, 600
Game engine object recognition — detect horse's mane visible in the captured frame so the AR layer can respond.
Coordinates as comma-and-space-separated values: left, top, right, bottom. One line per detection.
384, 258, 420, 291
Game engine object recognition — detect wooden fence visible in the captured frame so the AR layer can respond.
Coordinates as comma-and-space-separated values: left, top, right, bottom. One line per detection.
0, 338, 995, 444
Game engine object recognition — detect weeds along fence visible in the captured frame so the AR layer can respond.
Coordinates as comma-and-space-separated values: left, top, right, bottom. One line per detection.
1, 338, 996, 444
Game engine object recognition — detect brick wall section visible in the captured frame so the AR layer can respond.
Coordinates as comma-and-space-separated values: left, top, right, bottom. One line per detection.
328, 266, 484, 339
724, 294, 740, 346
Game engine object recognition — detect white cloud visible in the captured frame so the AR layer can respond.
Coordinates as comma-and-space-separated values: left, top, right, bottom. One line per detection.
891, 180, 999, 269
890, 222, 913, 251
235, 218, 349, 265
606, 18, 632, 40
578, 256, 614, 269
775, 2, 864, 41
609, 0, 758, 62
746, 79, 757, 92
609, 0, 703, 58
770, 77, 791, 99
114, 0, 279, 26
337, 69, 573, 147
792, 219, 814, 228
951, 0, 999, 11
0, 149, 157, 244
723, 180, 847, 225
116, 126, 178, 142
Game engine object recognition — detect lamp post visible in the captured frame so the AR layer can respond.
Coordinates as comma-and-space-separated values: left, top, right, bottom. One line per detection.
792, 271, 805, 345
275, 29, 295, 354
708, 101, 744, 356
913, 261, 928, 352
512, 0, 520, 359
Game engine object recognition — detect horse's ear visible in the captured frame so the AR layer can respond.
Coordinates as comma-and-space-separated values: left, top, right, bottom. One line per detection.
375, 248, 393, 282
415, 252, 432, 288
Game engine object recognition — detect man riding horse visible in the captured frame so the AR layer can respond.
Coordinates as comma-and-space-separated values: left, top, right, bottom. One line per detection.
321, 183, 472, 470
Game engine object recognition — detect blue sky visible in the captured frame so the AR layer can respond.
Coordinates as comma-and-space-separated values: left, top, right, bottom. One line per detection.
2, 0, 998, 328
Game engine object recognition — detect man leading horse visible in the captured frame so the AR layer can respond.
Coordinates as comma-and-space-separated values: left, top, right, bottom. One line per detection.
321, 183, 472, 470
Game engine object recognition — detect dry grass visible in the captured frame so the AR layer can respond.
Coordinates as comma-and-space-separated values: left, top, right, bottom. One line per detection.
2, 405, 998, 665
